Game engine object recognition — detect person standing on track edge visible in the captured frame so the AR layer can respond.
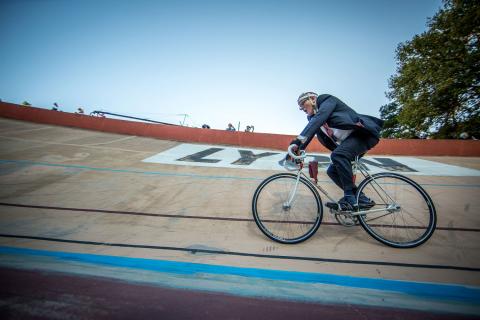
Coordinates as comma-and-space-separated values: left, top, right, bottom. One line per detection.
289, 92, 384, 211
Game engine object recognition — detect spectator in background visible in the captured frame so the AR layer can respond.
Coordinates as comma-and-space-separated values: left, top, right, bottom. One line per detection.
90, 111, 106, 118
52, 102, 59, 111
226, 123, 236, 131
245, 125, 255, 132
202, 124, 211, 129
76, 107, 84, 114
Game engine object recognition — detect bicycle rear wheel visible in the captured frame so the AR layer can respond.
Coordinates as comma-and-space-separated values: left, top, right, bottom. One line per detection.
357, 173, 436, 248
252, 173, 323, 244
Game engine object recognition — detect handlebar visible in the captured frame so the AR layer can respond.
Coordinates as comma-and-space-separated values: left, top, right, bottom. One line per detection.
287, 144, 306, 161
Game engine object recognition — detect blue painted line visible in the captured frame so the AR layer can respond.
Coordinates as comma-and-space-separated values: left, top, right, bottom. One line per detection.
0, 245, 479, 303
0, 159, 479, 188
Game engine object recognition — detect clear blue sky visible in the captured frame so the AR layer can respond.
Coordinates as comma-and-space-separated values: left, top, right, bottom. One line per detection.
0, 0, 442, 134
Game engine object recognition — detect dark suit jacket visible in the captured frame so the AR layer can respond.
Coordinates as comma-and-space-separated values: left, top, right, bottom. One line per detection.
299, 94, 384, 152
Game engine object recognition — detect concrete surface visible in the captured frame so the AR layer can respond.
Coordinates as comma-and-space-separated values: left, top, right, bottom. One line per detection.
0, 118, 479, 319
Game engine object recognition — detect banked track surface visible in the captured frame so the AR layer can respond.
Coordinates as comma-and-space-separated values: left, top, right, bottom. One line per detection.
0, 118, 479, 317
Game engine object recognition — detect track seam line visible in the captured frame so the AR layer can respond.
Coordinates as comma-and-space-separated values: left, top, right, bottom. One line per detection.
0, 202, 478, 232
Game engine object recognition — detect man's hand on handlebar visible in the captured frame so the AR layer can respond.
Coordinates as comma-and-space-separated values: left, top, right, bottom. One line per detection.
289, 138, 302, 149
286, 139, 303, 164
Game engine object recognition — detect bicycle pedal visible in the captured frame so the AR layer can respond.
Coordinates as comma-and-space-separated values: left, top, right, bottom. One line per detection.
325, 202, 339, 210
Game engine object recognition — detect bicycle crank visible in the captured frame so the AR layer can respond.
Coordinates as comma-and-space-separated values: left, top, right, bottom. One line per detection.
329, 208, 358, 227
334, 212, 359, 227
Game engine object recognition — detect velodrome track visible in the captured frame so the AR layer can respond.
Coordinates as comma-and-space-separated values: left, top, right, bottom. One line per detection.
0, 114, 479, 319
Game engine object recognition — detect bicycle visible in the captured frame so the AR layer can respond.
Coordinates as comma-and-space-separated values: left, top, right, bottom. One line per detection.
251, 145, 437, 248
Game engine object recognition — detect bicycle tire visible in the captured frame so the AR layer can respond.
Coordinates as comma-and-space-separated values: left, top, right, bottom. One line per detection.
356, 172, 436, 248
252, 173, 323, 244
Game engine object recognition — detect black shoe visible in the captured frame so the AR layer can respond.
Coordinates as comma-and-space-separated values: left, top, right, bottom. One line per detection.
326, 196, 357, 211
358, 192, 375, 209
338, 195, 357, 211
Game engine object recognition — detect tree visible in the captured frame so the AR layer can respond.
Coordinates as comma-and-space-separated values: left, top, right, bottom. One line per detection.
381, 0, 480, 139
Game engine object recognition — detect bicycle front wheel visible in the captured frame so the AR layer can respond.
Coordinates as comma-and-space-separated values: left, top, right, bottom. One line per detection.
252, 173, 323, 244
357, 173, 436, 248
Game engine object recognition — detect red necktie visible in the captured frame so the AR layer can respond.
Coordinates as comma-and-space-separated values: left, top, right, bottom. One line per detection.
323, 123, 335, 141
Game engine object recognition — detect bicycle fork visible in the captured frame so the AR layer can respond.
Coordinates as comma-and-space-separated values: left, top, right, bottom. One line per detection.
282, 173, 302, 211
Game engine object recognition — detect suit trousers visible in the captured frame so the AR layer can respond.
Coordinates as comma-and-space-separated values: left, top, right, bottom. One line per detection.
326, 131, 379, 194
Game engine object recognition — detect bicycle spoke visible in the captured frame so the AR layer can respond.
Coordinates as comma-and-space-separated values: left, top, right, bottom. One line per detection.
401, 207, 428, 226
398, 209, 415, 241
388, 209, 398, 241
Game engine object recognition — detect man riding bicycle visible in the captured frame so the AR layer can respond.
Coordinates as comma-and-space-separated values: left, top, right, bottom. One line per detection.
289, 92, 384, 211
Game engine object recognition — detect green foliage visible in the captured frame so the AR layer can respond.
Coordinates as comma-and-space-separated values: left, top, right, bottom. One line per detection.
21, 101, 31, 106
381, 0, 480, 139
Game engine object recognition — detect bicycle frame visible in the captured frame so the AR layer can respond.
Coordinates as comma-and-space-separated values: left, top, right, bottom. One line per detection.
285, 155, 401, 217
